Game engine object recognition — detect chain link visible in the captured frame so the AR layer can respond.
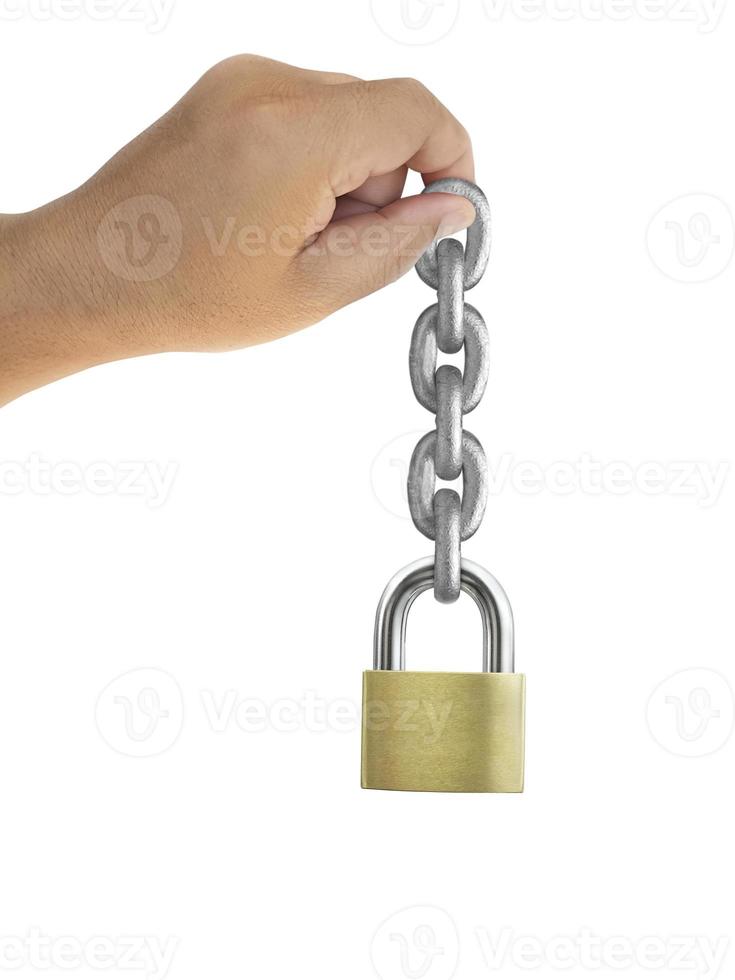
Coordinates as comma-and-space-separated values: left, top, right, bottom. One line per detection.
416, 178, 492, 290
407, 179, 492, 604
436, 238, 465, 353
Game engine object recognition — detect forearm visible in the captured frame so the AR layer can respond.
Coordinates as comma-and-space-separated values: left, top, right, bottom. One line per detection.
2, 205, 98, 405
0, 200, 154, 407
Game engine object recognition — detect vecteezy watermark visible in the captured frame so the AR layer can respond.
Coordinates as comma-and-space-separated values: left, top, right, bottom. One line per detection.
0, 0, 176, 31
201, 690, 360, 735
95, 668, 184, 758
371, 906, 460, 980
202, 216, 432, 262
364, 698, 454, 745
370, 910, 730, 980
370, 0, 461, 45
203, 690, 453, 744
646, 668, 735, 757
371, 435, 729, 517
370, 0, 726, 42
647, 194, 735, 282
99, 198, 435, 282
95, 681, 454, 751
0, 929, 179, 979
0, 455, 177, 508
475, 927, 729, 978
481, 0, 726, 32
98, 195, 183, 282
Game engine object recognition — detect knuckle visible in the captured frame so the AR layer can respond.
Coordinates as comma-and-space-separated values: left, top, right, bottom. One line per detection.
233, 81, 316, 133
201, 55, 311, 126
444, 119, 471, 162
357, 76, 437, 118
325, 71, 360, 85
344, 78, 378, 111
334, 75, 437, 129
237, 90, 300, 126
203, 53, 268, 85
392, 76, 434, 106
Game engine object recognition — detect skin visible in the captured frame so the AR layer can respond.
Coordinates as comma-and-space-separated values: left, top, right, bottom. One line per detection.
0, 54, 476, 407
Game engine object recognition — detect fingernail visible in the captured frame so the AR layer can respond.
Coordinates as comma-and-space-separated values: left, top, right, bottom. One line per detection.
437, 206, 475, 240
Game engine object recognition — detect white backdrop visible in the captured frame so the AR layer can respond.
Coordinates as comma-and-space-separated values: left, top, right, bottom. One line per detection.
1, 2, 734, 978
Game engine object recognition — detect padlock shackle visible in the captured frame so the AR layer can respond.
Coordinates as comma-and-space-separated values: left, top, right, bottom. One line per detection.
373, 556, 515, 672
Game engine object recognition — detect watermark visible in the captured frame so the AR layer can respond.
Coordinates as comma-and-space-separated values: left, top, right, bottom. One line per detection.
203, 691, 453, 743
371, 906, 460, 980
370, 0, 726, 43
371, 436, 729, 517
98, 195, 183, 283
647, 194, 734, 282
0, 0, 176, 31
201, 691, 453, 745
96, 679, 455, 753
476, 927, 729, 978
0, 929, 179, 979
370, 0, 461, 45
202, 216, 430, 261
95, 668, 184, 758
371, 909, 730, 979
481, 0, 726, 32
99, 197, 436, 282
363, 697, 454, 745
0, 455, 177, 508
201, 689, 360, 735
647, 667, 734, 757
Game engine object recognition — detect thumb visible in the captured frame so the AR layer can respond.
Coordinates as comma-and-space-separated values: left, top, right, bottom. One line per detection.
291, 191, 476, 315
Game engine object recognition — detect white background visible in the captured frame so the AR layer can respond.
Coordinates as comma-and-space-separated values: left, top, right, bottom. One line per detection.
1, 1, 734, 978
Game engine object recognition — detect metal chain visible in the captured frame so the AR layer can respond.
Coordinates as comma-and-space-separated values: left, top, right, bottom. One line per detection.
407, 178, 491, 604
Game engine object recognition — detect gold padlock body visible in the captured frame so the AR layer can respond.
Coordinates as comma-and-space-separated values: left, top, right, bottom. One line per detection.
361, 670, 525, 793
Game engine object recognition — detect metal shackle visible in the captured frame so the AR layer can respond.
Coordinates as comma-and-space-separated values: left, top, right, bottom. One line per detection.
373, 556, 515, 673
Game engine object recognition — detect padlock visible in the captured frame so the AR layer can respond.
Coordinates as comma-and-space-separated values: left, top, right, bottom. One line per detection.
361, 556, 525, 793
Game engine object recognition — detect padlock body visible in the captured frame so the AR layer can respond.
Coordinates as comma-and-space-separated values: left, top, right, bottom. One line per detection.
361, 671, 525, 793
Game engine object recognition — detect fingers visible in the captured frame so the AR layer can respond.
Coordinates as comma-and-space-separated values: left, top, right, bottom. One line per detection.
188, 55, 477, 328
330, 168, 408, 227
422, 144, 476, 185
200, 57, 472, 194
330, 197, 381, 222
345, 168, 408, 208
197, 57, 472, 208
319, 77, 474, 196
290, 191, 476, 316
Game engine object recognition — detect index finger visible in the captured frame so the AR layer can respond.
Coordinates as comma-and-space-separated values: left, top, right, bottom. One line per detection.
319, 77, 475, 197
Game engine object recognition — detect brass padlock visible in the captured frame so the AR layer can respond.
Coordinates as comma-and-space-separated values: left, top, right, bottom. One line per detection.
361, 556, 525, 793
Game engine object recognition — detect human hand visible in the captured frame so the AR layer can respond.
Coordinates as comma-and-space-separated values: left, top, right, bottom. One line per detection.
0, 54, 475, 405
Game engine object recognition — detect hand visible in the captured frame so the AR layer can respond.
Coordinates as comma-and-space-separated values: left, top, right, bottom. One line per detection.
0, 54, 475, 406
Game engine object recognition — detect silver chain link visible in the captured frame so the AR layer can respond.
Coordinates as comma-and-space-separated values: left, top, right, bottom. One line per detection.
407, 179, 491, 604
